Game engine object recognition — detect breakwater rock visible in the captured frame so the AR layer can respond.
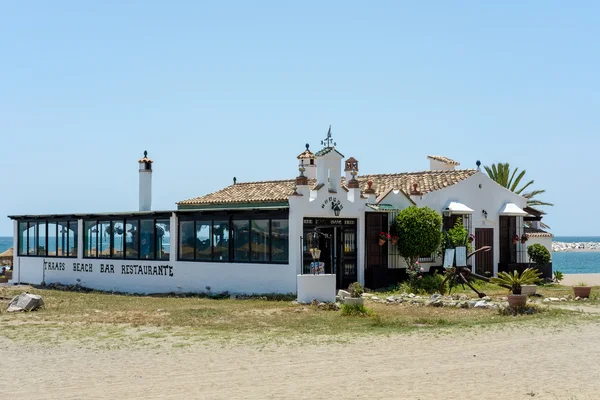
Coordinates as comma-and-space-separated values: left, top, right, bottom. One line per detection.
552, 242, 600, 252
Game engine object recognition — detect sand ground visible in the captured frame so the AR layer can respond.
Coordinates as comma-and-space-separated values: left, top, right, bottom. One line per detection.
562, 273, 600, 286
2, 322, 600, 400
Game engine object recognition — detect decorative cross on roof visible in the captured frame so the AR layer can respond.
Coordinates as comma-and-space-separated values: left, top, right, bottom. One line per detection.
321, 125, 336, 147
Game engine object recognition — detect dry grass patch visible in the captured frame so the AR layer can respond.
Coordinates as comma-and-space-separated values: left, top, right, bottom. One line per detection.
0, 285, 597, 348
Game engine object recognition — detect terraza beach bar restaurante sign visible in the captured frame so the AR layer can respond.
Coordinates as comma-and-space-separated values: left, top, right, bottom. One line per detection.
44, 260, 175, 277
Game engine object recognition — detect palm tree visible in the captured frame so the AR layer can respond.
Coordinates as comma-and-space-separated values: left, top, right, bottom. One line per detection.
484, 163, 553, 208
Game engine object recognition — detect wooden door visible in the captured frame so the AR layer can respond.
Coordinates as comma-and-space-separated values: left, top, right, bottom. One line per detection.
364, 213, 388, 289
475, 228, 493, 275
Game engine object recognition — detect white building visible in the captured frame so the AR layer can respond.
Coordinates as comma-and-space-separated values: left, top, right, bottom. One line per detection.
8, 132, 552, 295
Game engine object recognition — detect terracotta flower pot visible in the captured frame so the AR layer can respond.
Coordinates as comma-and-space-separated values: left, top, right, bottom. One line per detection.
5, 271, 12, 280
378, 238, 386, 246
507, 294, 528, 308
574, 286, 592, 298
391, 238, 398, 245
512, 240, 518, 245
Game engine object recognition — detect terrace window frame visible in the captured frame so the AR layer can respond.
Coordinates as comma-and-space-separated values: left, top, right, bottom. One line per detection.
176, 209, 289, 265
16, 218, 79, 258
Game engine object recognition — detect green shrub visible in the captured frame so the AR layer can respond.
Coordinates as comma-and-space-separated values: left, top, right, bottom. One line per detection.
394, 206, 442, 267
340, 304, 371, 316
348, 282, 364, 298
527, 244, 551, 266
408, 271, 445, 294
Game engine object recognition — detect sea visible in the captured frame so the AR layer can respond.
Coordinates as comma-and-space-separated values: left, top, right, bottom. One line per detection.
1, 236, 599, 274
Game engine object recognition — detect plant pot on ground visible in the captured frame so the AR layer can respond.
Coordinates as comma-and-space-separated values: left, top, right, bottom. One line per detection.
521, 285, 537, 296
344, 282, 365, 306
490, 268, 542, 308
574, 282, 592, 298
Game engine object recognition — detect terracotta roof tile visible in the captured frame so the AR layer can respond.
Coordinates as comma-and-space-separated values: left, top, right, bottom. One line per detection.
427, 155, 459, 166
524, 228, 554, 238
177, 169, 478, 206
297, 149, 315, 159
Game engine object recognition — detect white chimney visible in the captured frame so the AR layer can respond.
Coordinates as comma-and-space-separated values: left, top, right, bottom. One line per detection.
138, 151, 153, 211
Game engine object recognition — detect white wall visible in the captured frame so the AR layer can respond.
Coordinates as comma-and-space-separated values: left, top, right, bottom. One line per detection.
379, 172, 529, 275
289, 183, 368, 285
14, 256, 297, 294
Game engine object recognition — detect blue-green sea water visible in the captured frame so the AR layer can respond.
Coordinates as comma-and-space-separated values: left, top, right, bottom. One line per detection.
1, 236, 599, 274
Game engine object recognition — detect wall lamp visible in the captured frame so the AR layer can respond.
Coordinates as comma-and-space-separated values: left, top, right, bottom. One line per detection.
482, 210, 488, 219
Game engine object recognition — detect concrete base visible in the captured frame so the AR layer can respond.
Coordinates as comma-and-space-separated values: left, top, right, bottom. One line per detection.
297, 274, 336, 303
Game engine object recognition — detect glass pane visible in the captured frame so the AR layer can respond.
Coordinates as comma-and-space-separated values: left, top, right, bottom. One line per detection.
68, 220, 78, 257
251, 220, 269, 262
140, 220, 155, 260
60, 222, 70, 257
125, 220, 139, 259
213, 221, 229, 261
195, 221, 212, 261
155, 220, 170, 261
47, 222, 58, 256
233, 220, 249, 261
27, 222, 38, 256
271, 219, 289, 262
98, 221, 111, 258
18, 222, 27, 255
37, 222, 47, 256
84, 220, 98, 258
112, 220, 124, 258
179, 221, 195, 260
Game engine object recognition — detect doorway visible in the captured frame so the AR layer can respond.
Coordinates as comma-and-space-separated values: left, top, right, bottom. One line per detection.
302, 218, 357, 289
475, 228, 493, 276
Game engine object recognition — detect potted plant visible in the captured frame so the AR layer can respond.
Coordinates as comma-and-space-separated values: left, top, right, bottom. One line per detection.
490, 268, 542, 308
524, 244, 551, 296
468, 233, 475, 244
378, 232, 390, 246
344, 282, 365, 306
573, 282, 592, 298
512, 234, 519, 245
520, 233, 528, 244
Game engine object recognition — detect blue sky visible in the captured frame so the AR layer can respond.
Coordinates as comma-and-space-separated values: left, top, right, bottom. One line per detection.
1, 1, 598, 236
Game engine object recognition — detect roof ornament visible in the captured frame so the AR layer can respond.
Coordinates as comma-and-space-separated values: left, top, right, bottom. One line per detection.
321, 125, 336, 148
305, 143, 310, 150
476, 160, 481, 172
144, 150, 148, 158
233, 177, 237, 185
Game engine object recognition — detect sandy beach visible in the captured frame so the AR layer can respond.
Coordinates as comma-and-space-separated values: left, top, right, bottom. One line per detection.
2, 322, 600, 400
562, 273, 600, 286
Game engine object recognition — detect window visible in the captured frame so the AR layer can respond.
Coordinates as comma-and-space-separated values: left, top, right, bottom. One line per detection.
27, 223, 38, 255
213, 221, 230, 261
16, 219, 78, 258
177, 212, 288, 264
18, 222, 27, 256
47, 222, 58, 256
179, 221, 194, 260
68, 220, 78, 257
195, 221, 212, 261
82, 216, 171, 260
271, 220, 289, 262
251, 220, 269, 262
112, 221, 124, 258
156, 220, 170, 261
233, 220, 250, 261
140, 220, 155, 260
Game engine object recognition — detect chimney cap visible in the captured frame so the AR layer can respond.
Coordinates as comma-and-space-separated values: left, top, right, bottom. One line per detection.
138, 150, 153, 163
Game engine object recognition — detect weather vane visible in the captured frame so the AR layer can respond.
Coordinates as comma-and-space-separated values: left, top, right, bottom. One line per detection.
321, 125, 336, 147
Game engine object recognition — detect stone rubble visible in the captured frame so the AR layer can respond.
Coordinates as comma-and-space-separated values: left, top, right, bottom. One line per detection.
552, 241, 600, 252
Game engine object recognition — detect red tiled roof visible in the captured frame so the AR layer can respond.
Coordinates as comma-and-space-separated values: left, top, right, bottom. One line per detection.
177, 169, 477, 206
